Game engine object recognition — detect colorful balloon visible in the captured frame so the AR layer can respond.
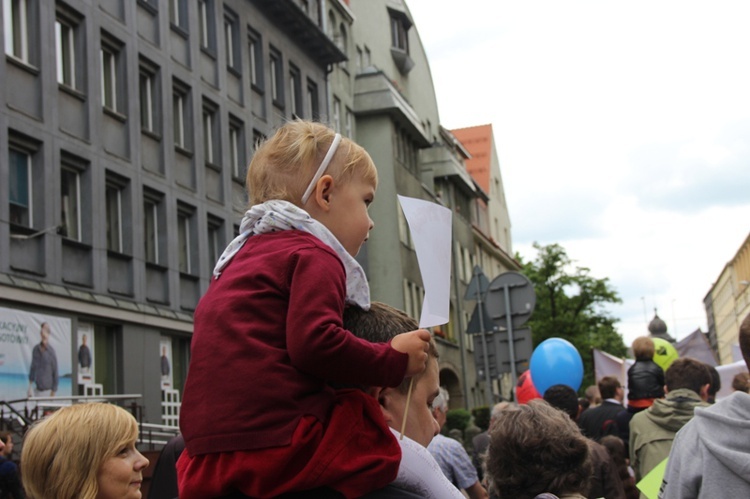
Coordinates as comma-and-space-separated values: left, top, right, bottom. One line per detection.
652, 337, 679, 372
515, 370, 542, 405
529, 337, 584, 395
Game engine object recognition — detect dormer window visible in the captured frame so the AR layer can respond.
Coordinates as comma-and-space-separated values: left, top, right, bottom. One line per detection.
387, 7, 414, 74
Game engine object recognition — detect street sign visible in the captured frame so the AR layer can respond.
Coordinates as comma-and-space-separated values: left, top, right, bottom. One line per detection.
472, 327, 533, 378
466, 303, 494, 335
485, 271, 535, 329
464, 265, 490, 301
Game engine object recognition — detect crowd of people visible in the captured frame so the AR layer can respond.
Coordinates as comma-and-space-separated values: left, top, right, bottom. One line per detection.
4, 120, 750, 499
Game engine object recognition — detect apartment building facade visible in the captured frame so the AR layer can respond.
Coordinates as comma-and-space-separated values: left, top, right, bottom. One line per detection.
2, 0, 516, 423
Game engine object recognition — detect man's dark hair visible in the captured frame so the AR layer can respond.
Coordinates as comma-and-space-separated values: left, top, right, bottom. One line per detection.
665, 357, 711, 394
597, 376, 621, 400
543, 384, 580, 421
343, 302, 438, 394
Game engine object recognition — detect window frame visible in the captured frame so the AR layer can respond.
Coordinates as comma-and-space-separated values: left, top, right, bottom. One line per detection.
60, 163, 82, 241
198, 0, 216, 54
289, 63, 302, 118
4, 0, 30, 63
202, 99, 219, 167
100, 33, 125, 115
139, 57, 160, 135
9, 147, 32, 228
177, 202, 196, 275
306, 78, 319, 121
143, 188, 164, 265
172, 79, 192, 152
229, 115, 246, 180
269, 46, 284, 108
247, 27, 264, 92
224, 8, 240, 72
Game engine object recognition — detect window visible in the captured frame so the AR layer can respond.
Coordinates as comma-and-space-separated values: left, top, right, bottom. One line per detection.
289, 64, 302, 118
55, 5, 83, 89
248, 28, 263, 90
389, 11, 410, 53
105, 181, 123, 253
9, 147, 31, 227
270, 47, 283, 107
4, 0, 30, 62
207, 215, 223, 270
177, 203, 196, 274
169, 0, 186, 30
60, 166, 81, 241
364, 46, 371, 67
202, 100, 219, 166
198, 0, 216, 52
94, 324, 121, 394
224, 10, 239, 70
338, 23, 348, 68
345, 108, 353, 138
229, 116, 245, 179
173, 80, 191, 150
139, 58, 160, 134
143, 189, 164, 265
356, 45, 363, 73
306, 79, 319, 121
100, 34, 124, 113
332, 96, 341, 132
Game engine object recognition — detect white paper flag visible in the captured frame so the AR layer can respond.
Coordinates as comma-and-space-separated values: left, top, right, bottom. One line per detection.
397, 195, 452, 328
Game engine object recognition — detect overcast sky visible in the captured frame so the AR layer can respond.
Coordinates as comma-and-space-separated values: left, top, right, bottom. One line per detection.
406, 0, 750, 348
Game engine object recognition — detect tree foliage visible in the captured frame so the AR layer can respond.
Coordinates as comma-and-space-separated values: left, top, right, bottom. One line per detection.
517, 242, 627, 391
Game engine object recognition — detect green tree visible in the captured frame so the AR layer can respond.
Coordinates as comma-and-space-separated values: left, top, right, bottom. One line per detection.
517, 242, 627, 391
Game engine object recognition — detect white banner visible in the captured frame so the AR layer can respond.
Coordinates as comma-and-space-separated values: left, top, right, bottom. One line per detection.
0, 306, 72, 400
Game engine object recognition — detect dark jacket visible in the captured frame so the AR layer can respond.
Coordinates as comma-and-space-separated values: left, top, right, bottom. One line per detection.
578, 401, 624, 441
627, 360, 665, 401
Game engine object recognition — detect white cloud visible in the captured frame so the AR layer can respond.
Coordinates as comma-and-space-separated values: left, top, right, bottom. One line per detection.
407, 0, 750, 349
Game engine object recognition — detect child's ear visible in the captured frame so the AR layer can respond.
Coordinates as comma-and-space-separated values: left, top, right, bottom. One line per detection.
313, 175, 335, 210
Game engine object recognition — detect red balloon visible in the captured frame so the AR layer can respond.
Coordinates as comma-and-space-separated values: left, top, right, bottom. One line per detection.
516, 370, 542, 405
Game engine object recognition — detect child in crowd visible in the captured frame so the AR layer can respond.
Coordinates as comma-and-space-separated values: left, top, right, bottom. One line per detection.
177, 120, 430, 499
627, 336, 665, 409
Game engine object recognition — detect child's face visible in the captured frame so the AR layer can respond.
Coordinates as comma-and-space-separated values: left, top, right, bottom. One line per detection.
322, 175, 375, 257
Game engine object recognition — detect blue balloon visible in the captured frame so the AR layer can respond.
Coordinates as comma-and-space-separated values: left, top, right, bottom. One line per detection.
529, 338, 584, 395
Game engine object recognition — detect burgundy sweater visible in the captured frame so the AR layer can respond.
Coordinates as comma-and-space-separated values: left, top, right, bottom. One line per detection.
180, 230, 408, 456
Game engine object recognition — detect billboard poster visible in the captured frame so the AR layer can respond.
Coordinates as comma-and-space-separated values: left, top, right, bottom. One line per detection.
160, 337, 173, 390
77, 323, 95, 386
0, 307, 73, 401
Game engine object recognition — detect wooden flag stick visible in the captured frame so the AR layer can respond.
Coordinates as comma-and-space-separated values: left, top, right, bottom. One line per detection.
399, 377, 415, 440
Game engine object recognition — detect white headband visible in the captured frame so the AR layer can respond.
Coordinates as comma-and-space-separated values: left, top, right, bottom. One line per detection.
301, 133, 342, 205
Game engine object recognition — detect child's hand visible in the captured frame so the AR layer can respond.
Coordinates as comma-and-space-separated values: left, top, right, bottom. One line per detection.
391, 329, 431, 376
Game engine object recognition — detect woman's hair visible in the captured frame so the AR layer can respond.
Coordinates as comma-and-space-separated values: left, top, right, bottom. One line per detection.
246, 120, 377, 206
600, 435, 639, 499
22, 403, 139, 499
632, 336, 655, 360
485, 400, 592, 499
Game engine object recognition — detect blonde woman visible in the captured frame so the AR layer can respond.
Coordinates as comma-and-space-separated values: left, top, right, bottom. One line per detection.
22, 403, 149, 499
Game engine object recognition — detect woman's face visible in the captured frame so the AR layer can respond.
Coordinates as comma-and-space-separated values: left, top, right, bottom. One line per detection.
96, 440, 149, 499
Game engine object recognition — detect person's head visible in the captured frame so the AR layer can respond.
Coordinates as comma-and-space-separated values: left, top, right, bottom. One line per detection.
40, 322, 50, 346
741, 311, 750, 370
598, 376, 622, 401
584, 384, 601, 406
632, 336, 655, 361
543, 384, 580, 421
22, 403, 149, 499
343, 302, 440, 447
431, 387, 449, 428
0, 431, 12, 457
489, 401, 514, 429
247, 120, 378, 257
161, 345, 167, 356
706, 365, 721, 403
82, 334, 88, 345
599, 435, 627, 466
664, 357, 711, 399
486, 400, 592, 499
732, 372, 750, 393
